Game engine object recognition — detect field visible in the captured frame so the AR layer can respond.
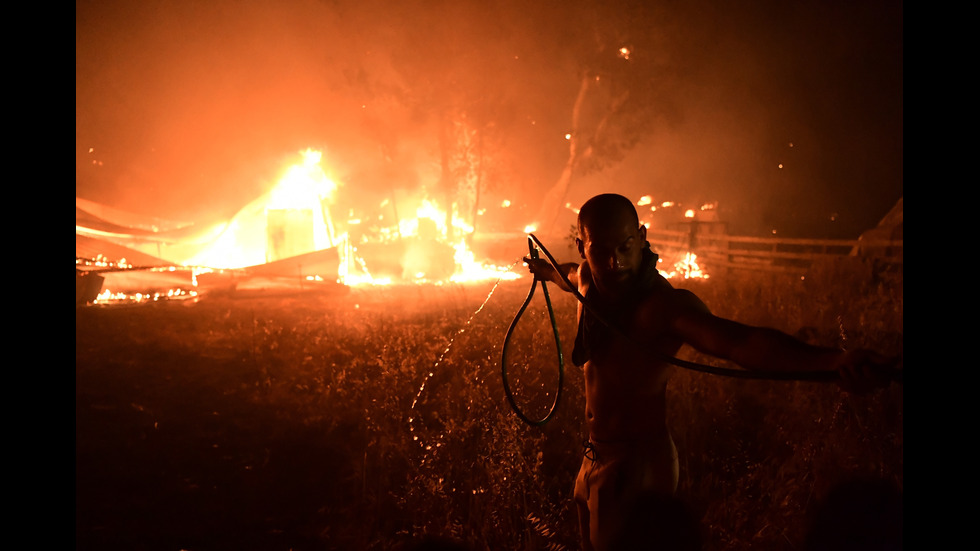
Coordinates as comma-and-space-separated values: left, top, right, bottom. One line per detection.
76, 266, 902, 551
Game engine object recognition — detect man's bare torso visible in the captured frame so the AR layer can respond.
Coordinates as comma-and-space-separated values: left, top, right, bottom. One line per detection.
578, 261, 684, 442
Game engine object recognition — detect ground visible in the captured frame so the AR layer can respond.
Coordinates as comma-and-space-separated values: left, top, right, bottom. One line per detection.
76, 273, 902, 551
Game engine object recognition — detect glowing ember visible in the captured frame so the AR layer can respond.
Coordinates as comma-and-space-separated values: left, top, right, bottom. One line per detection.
95, 287, 198, 304
85, 264, 202, 304
77, 255, 132, 270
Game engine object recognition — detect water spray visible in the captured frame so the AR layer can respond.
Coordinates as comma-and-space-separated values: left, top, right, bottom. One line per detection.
408, 263, 520, 455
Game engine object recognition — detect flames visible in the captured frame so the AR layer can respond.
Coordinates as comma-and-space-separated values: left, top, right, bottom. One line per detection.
182, 149, 339, 270
178, 149, 523, 288
267, 149, 339, 248
341, 198, 521, 286
658, 252, 708, 280
84, 152, 722, 304
634, 196, 711, 281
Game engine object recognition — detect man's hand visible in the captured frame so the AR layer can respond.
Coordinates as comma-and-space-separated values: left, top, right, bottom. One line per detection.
835, 349, 901, 394
523, 256, 556, 282
523, 257, 579, 292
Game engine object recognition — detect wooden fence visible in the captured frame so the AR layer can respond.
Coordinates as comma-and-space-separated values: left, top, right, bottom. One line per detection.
646, 225, 903, 278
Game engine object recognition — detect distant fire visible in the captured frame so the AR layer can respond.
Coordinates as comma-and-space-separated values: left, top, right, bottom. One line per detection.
177, 149, 522, 288
631, 196, 710, 280
658, 252, 708, 280
79, 157, 723, 305
340, 197, 520, 286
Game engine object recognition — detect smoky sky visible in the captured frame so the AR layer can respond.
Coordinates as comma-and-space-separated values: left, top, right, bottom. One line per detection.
76, 0, 902, 238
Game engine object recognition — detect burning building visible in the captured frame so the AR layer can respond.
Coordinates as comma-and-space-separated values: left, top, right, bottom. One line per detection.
76, 148, 528, 303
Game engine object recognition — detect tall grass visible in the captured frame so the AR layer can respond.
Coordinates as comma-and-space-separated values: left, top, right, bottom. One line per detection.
75, 266, 902, 551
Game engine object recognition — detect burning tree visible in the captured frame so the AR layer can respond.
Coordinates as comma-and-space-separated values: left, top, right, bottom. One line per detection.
341, 0, 680, 237
327, 1, 660, 237
531, 2, 677, 234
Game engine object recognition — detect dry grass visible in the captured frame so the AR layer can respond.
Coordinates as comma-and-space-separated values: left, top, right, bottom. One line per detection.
76, 267, 902, 551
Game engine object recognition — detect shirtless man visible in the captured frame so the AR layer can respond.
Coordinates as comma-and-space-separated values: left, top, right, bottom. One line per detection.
524, 193, 896, 551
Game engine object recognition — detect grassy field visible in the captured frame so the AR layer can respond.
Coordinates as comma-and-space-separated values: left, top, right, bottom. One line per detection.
75, 266, 902, 551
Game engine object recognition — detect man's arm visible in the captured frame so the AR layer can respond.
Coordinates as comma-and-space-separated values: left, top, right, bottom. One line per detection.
662, 289, 896, 392
523, 257, 579, 293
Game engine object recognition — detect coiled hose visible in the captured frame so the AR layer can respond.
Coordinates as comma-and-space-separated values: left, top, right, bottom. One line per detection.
500, 237, 564, 426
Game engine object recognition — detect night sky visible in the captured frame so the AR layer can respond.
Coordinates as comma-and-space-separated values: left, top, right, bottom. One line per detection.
76, 0, 902, 239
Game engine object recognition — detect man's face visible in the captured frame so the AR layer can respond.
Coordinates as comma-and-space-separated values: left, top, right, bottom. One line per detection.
577, 214, 647, 298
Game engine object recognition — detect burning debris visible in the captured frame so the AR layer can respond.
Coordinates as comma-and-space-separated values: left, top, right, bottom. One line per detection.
75, 146, 730, 306
76, 149, 530, 304
77, 176, 721, 305
658, 252, 709, 280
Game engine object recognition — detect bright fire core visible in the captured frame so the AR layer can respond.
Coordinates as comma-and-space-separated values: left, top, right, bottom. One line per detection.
188, 149, 520, 287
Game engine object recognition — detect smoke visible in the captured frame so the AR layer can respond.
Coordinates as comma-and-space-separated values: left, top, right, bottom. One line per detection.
77, 0, 901, 238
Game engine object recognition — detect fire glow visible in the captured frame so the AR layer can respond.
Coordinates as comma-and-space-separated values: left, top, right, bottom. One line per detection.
81, 153, 721, 305
189, 149, 521, 287
659, 252, 708, 280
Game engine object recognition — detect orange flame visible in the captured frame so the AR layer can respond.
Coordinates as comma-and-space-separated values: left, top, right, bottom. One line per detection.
186, 148, 338, 270
83, 149, 535, 304
658, 252, 709, 280
341, 197, 520, 285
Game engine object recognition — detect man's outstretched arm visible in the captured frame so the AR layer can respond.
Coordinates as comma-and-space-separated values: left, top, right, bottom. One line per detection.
662, 289, 897, 393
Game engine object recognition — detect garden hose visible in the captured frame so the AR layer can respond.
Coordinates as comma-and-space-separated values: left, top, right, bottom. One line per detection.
524, 233, 902, 384
501, 237, 565, 426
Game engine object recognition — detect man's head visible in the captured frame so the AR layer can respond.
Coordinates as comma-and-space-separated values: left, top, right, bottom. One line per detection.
576, 193, 648, 298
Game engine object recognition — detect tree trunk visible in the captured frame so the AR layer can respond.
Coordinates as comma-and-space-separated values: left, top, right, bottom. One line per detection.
533, 74, 593, 234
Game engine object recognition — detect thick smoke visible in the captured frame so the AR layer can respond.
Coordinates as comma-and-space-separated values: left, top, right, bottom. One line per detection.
77, 0, 901, 238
